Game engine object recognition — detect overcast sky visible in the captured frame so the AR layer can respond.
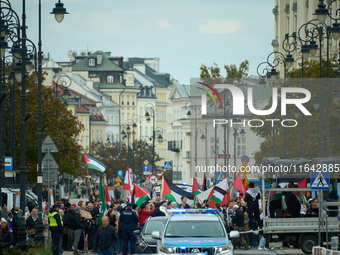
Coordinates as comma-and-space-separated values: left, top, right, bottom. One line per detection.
10, 0, 274, 84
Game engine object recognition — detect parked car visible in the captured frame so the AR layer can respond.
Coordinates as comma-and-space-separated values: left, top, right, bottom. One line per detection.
134, 216, 168, 253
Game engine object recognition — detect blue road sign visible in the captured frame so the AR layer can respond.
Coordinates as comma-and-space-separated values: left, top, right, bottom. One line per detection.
143, 165, 148, 171
117, 170, 123, 178
164, 161, 172, 170
4, 157, 12, 170
241, 155, 250, 163
311, 171, 329, 190
216, 171, 224, 182
134, 174, 137, 179
147, 164, 153, 171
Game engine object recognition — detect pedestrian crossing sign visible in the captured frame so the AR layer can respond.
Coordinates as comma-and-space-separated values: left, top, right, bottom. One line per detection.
216, 171, 224, 182
311, 171, 329, 190
164, 161, 172, 170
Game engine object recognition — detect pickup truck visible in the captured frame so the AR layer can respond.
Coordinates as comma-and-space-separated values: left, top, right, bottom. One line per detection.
261, 181, 339, 254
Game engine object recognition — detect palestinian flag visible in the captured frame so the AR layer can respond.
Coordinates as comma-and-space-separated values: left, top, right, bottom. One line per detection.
192, 178, 202, 196
104, 183, 111, 215
161, 176, 194, 204
143, 188, 151, 199
202, 172, 207, 191
196, 179, 230, 207
84, 154, 106, 173
133, 184, 150, 207
98, 178, 106, 225
207, 186, 227, 203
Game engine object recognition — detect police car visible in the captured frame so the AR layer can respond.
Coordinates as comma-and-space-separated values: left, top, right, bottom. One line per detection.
151, 209, 239, 255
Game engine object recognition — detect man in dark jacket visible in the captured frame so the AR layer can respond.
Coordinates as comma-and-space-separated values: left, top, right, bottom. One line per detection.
150, 203, 166, 217
72, 206, 84, 255
96, 216, 118, 255
285, 185, 300, 218
65, 204, 75, 251
232, 204, 249, 250
119, 203, 139, 255
48, 204, 64, 255
244, 182, 260, 230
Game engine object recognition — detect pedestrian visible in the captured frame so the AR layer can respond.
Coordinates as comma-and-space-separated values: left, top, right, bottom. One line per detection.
73, 206, 84, 255
90, 206, 100, 253
232, 204, 249, 250
159, 201, 168, 215
120, 203, 139, 255
96, 216, 118, 255
150, 203, 166, 217
65, 204, 75, 251
1, 204, 8, 222
77, 186, 82, 199
178, 196, 190, 209
107, 208, 118, 229
138, 202, 155, 231
1, 218, 13, 250
48, 204, 64, 255
214, 202, 226, 226
244, 182, 261, 230
25, 202, 36, 220
26, 208, 38, 242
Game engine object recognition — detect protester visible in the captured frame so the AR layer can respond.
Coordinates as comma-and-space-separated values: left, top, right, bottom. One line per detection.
244, 182, 260, 230
96, 216, 118, 255
138, 202, 155, 231
1, 204, 8, 222
226, 201, 235, 232
285, 185, 301, 218
327, 190, 339, 217
1, 218, 13, 250
65, 204, 75, 251
120, 203, 139, 255
48, 204, 64, 255
179, 196, 190, 209
214, 202, 226, 226
73, 206, 84, 255
26, 208, 38, 242
150, 203, 166, 217
91, 206, 100, 253
107, 208, 118, 228
232, 204, 250, 250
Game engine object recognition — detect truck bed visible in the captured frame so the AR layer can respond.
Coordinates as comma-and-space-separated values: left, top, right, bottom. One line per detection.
264, 217, 340, 234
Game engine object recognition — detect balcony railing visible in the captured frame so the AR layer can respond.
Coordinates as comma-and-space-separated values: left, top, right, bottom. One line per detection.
168, 141, 182, 152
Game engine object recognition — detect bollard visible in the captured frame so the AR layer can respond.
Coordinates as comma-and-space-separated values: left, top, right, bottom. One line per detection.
331, 236, 338, 251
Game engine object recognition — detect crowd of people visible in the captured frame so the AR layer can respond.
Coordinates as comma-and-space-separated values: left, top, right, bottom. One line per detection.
1, 181, 338, 254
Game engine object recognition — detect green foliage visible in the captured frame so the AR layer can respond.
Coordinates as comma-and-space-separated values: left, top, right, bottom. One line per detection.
200, 60, 249, 80
3, 242, 53, 255
5, 71, 84, 183
81, 140, 161, 181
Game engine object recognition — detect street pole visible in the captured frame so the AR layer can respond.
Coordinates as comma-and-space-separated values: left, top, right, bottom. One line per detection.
17, 0, 28, 249
35, 0, 44, 243
233, 128, 237, 180
152, 109, 155, 175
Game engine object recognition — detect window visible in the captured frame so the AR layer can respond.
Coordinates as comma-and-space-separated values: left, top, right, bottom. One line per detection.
107, 75, 114, 83
100, 130, 103, 141
145, 127, 148, 137
132, 96, 135, 105
120, 75, 122, 83
121, 95, 124, 105
127, 96, 130, 105
88, 58, 95, 67
116, 116, 118, 124
122, 113, 124, 123
92, 130, 94, 141
127, 113, 130, 120
210, 137, 219, 157
140, 107, 143, 117
236, 137, 246, 157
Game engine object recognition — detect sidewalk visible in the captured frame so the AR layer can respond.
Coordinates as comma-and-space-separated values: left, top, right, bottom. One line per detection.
234, 247, 303, 255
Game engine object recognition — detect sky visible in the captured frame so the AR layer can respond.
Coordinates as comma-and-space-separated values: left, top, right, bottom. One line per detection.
10, 0, 274, 84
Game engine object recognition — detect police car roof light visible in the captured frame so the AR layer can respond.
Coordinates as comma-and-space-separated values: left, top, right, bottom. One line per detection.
168, 209, 219, 214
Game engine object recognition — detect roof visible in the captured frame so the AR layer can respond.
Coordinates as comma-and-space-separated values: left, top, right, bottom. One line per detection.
171, 84, 204, 99
72, 51, 124, 72
90, 112, 105, 121
42, 60, 61, 69
69, 74, 119, 107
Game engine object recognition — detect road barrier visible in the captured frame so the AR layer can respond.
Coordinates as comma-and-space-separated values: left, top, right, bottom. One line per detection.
313, 246, 340, 255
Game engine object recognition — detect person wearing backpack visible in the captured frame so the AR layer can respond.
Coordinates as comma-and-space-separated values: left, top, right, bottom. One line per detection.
65, 204, 75, 251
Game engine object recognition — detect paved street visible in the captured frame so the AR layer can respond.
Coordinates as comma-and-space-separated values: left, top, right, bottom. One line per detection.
61, 247, 304, 255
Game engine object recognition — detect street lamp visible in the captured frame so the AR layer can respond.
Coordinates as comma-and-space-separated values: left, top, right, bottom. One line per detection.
50, 0, 69, 23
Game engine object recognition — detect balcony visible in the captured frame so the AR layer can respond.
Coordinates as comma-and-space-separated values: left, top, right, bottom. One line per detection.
168, 141, 182, 152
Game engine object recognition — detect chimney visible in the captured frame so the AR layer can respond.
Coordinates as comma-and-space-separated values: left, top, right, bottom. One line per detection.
97, 53, 103, 65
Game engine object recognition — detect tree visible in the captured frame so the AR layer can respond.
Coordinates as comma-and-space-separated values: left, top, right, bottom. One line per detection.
251, 59, 340, 164
6, 71, 84, 183
200, 60, 249, 80
82, 140, 162, 183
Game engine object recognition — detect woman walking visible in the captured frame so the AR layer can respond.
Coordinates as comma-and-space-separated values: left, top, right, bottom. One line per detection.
26, 208, 38, 242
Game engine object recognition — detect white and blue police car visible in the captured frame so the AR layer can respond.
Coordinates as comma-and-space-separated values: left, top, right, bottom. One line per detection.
151, 209, 239, 255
